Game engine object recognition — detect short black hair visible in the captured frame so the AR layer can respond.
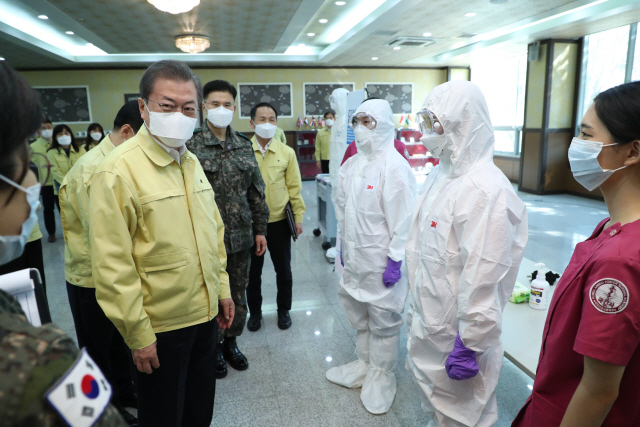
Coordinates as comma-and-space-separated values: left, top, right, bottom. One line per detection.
203, 80, 237, 102
139, 60, 203, 104
42, 117, 52, 125
594, 81, 640, 145
323, 110, 336, 119
114, 100, 144, 133
250, 102, 278, 121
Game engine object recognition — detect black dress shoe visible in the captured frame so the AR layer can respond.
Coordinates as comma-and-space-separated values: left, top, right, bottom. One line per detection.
247, 315, 262, 332
277, 310, 292, 330
115, 404, 138, 426
215, 342, 227, 379
222, 337, 249, 371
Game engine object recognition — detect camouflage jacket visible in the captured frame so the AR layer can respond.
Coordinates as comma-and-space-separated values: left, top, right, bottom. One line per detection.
187, 124, 269, 254
0, 290, 126, 427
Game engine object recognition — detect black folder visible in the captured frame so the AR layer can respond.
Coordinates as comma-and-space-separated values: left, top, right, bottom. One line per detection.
284, 202, 298, 241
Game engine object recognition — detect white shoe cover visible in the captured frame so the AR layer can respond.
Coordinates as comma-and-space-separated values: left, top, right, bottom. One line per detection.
326, 330, 370, 388
360, 333, 399, 414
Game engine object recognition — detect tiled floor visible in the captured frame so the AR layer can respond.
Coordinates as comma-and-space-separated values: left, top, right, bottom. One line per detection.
39, 180, 608, 427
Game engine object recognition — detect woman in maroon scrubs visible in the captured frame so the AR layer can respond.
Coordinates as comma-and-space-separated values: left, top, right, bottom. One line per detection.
512, 81, 640, 426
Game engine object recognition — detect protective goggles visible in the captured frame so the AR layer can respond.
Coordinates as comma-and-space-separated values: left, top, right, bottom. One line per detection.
416, 108, 443, 135
349, 112, 377, 130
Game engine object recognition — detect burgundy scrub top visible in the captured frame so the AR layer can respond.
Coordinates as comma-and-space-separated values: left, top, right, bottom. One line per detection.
512, 217, 640, 427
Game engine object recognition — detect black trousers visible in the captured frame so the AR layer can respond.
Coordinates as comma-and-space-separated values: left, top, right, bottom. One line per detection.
40, 185, 59, 237
0, 238, 47, 294
321, 160, 330, 174
247, 219, 293, 315
66, 283, 135, 407
136, 320, 217, 427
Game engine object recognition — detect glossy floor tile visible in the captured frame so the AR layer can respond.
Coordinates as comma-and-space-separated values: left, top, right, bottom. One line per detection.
37, 179, 606, 426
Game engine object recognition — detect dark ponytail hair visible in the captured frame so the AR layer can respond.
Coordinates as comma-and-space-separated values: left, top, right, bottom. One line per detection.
594, 81, 640, 145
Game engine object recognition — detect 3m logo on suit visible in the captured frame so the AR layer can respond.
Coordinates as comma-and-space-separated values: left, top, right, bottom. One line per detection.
431, 221, 437, 228
366, 185, 374, 190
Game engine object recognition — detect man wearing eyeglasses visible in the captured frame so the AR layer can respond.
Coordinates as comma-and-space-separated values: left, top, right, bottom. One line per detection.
187, 80, 269, 380
89, 60, 233, 427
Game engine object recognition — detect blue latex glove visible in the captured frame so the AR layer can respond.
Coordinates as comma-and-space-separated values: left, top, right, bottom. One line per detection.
340, 250, 344, 267
445, 333, 479, 380
382, 258, 402, 288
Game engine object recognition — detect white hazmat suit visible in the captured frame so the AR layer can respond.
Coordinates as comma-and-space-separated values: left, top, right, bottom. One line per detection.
327, 99, 416, 414
405, 81, 528, 427
329, 88, 349, 208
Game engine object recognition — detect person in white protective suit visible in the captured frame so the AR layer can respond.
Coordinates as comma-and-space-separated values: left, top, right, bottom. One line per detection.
327, 98, 416, 414
405, 80, 528, 427
328, 88, 349, 208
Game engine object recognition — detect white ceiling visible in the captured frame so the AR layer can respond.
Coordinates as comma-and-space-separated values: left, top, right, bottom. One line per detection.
2, 0, 640, 69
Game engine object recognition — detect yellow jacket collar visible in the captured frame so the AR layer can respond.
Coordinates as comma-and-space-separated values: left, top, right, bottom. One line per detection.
138, 125, 177, 168
98, 135, 116, 157
251, 136, 279, 154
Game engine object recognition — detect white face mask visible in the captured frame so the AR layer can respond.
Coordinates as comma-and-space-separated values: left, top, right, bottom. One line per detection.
0, 174, 41, 266
568, 137, 627, 191
353, 125, 375, 152
41, 129, 53, 140
57, 135, 72, 146
254, 123, 277, 140
421, 134, 447, 158
206, 106, 234, 129
145, 102, 197, 148
90, 132, 102, 141
325, 119, 334, 127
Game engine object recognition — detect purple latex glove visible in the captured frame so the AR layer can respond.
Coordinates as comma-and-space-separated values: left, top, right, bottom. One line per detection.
382, 258, 402, 288
340, 250, 344, 266
445, 333, 479, 380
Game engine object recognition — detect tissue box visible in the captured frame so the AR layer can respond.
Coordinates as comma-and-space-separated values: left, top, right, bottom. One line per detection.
509, 283, 530, 304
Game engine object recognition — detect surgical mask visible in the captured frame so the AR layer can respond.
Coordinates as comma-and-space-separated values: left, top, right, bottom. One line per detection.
90, 132, 102, 141
0, 174, 41, 266
206, 106, 234, 129
57, 135, 72, 146
325, 119, 334, 127
254, 123, 277, 140
144, 102, 197, 148
421, 134, 447, 158
354, 125, 375, 151
568, 137, 626, 191
41, 129, 53, 139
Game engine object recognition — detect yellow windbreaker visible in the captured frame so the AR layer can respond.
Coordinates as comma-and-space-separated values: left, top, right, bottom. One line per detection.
47, 144, 86, 194
314, 127, 331, 161
251, 137, 305, 223
30, 137, 54, 186
89, 126, 231, 349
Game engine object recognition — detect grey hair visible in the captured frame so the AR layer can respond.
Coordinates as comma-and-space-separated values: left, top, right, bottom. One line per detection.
139, 60, 203, 104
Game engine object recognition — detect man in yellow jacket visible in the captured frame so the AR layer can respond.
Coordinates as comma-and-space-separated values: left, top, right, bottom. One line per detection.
31, 118, 59, 242
247, 102, 305, 331
89, 60, 233, 427
315, 109, 335, 174
60, 100, 143, 425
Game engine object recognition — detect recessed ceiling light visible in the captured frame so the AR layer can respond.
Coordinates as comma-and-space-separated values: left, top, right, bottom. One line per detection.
298, 43, 306, 47
393, 46, 401, 50
86, 43, 94, 46
423, 32, 432, 37
371, 57, 378, 60
0, 57, 4, 61
307, 33, 315, 37
66, 31, 74, 35
465, 12, 477, 17
335, 1, 346, 5
319, 19, 328, 24
38, 15, 48, 19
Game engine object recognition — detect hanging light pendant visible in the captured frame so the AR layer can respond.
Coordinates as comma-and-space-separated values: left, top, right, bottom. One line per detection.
175, 34, 210, 53
148, 0, 200, 14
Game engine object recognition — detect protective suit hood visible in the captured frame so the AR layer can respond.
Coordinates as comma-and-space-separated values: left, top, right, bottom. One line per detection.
354, 99, 395, 160
422, 81, 494, 178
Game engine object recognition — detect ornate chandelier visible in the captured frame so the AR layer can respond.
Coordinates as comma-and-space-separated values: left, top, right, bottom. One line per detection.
148, 0, 200, 15
175, 35, 210, 54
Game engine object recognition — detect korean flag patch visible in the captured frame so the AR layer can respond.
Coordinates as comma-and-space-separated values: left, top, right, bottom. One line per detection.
46, 348, 112, 427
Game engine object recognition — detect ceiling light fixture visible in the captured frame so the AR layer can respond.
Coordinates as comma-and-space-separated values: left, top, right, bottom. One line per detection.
371, 57, 378, 60
465, 12, 477, 17
66, 31, 74, 35
307, 33, 315, 36
423, 32, 432, 37
175, 34, 210, 53
0, 57, 4, 61
298, 43, 306, 47
393, 46, 401, 50
335, 1, 346, 5
37, 15, 48, 19
319, 19, 328, 23
86, 43, 94, 46
148, 0, 200, 14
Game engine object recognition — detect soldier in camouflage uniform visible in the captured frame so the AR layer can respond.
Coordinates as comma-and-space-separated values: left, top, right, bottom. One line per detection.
0, 289, 128, 427
187, 80, 269, 379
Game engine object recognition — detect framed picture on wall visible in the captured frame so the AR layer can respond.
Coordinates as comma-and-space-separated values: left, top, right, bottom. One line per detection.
238, 83, 293, 119
303, 82, 355, 117
124, 93, 139, 103
364, 83, 413, 115
34, 86, 92, 124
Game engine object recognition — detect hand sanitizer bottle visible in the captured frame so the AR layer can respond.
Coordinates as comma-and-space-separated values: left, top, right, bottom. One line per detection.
529, 263, 550, 310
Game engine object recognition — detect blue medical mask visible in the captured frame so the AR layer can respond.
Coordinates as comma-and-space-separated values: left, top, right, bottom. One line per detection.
0, 174, 41, 266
